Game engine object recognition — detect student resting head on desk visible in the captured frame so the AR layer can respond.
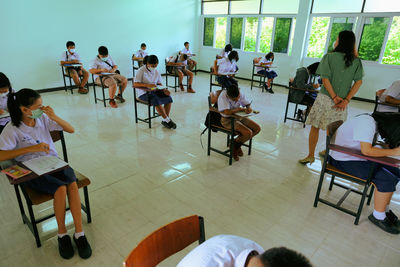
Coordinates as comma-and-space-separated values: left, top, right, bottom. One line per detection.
0, 89, 92, 260
0, 72, 15, 133
214, 50, 239, 89
218, 84, 261, 161
329, 112, 400, 234
167, 53, 196, 93
134, 55, 177, 129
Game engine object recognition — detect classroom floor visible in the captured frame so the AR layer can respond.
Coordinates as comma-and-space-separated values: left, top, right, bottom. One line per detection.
1, 72, 399, 267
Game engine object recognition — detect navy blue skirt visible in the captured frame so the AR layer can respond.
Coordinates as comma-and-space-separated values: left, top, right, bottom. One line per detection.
23, 167, 77, 195
257, 69, 278, 79
139, 91, 173, 106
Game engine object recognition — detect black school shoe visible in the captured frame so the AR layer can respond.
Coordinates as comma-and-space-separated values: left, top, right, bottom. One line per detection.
73, 235, 92, 259
162, 121, 172, 129
58, 235, 74, 259
386, 210, 400, 229
168, 120, 177, 129
368, 213, 400, 234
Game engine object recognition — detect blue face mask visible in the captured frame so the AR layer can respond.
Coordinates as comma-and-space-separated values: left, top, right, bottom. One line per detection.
101, 57, 108, 62
29, 109, 44, 119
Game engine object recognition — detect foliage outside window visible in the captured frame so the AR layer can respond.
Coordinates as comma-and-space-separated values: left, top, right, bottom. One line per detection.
244, 17, 259, 52
273, 18, 292, 53
259, 17, 274, 53
382, 16, 400, 65
327, 17, 355, 53
203, 18, 215, 46
307, 17, 329, 58
230, 18, 243, 49
215, 17, 227, 49
358, 17, 389, 61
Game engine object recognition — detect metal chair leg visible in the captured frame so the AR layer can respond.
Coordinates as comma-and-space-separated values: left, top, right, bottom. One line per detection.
248, 138, 252, 155
83, 186, 92, 223
367, 184, 374, 206
329, 175, 335, 191
148, 103, 151, 128
14, 185, 26, 224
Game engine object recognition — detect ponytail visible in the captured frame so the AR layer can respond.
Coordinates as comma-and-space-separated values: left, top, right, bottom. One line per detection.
333, 30, 356, 68
7, 89, 41, 127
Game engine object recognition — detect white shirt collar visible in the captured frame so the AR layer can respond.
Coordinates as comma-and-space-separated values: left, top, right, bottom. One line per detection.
235, 249, 256, 267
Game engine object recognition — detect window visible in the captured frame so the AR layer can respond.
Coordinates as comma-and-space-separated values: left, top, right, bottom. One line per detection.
307, 17, 329, 58
382, 16, 400, 65
203, 0, 229, 15
262, 0, 299, 14
231, 0, 260, 14
259, 17, 274, 53
327, 17, 355, 53
358, 17, 389, 61
244, 17, 259, 52
230, 18, 243, 49
215, 17, 227, 49
364, 0, 400, 13
203, 18, 215, 46
312, 0, 363, 13
273, 18, 292, 53
288, 18, 296, 56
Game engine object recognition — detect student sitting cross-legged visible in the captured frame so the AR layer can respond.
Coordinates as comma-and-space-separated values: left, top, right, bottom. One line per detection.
0, 89, 92, 259
89, 46, 128, 108
213, 50, 239, 89
254, 52, 278, 94
218, 84, 261, 161
167, 53, 195, 93
60, 41, 89, 94
0, 72, 15, 133
181, 41, 197, 71
134, 55, 177, 130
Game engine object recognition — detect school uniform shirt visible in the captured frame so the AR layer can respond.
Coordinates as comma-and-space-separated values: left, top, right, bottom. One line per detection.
377, 80, 400, 112
135, 49, 148, 58
219, 49, 230, 58
330, 114, 376, 161
181, 48, 193, 56
90, 55, 116, 80
255, 58, 272, 72
217, 57, 237, 74
0, 89, 14, 126
61, 51, 81, 62
218, 90, 250, 118
0, 114, 63, 162
177, 235, 264, 267
134, 65, 162, 97
168, 55, 187, 69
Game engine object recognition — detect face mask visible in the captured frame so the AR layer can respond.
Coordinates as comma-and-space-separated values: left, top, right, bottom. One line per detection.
232, 59, 236, 63
0, 92, 8, 97
101, 57, 108, 62
29, 109, 44, 119
69, 49, 76, 53
148, 67, 155, 72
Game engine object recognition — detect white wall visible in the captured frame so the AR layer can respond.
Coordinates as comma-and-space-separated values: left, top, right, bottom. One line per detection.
0, 0, 200, 90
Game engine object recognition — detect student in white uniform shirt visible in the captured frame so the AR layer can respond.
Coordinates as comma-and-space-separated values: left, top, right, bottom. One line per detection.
216, 43, 233, 59
0, 89, 92, 260
167, 53, 195, 93
218, 84, 261, 161
0, 73, 14, 133
60, 41, 89, 94
181, 41, 197, 71
377, 80, 400, 112
253, 52, 278, 94
177, 234, 312, 267
329, 112, 400, 234
132, 43, 148, 67
134, 55, 177, 129
213, 50, 239, 89
89, 46, 128, 108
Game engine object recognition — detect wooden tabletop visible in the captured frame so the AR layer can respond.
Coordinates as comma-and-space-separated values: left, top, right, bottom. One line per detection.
5, 162, 69, 185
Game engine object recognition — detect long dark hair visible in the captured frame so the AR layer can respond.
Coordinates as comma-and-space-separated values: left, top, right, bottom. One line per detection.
307, 62, 320, 75
228, 50, 239, 62
224, 44, 233, 52
0, 72, 12, 93
7, 89, 41, 127
333, 30, 356, 67
265, 52, 274, 61
372, 112, 400, 149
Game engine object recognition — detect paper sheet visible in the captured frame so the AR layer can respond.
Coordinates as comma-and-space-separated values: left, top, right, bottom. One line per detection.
0, 111, 10, 118
22, 156, 68, 176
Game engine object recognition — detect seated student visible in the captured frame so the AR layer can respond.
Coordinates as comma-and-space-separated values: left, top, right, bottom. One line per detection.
60, 41, 89, 94
0, 89, 92, 259
134, 55, 177, 129
0, 73, 14, 133
216, 44, 233, 59
181, 41, 197, 71
89, 46, 128, 108
377, 80, 400, 112
291, 62, 320, 120
329, 112, 400, 234
132, 43, 148, 67
167, 53, 195, 93
218, 84, 261, 161
177, 234, 312, 267
213, 50, 239, 89
254, 52, 278, 94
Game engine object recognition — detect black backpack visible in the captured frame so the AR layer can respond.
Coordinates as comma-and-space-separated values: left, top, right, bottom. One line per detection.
204, 102, 222, 132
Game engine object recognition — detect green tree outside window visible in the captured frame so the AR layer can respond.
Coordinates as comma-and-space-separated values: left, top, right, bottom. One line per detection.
382, 16, 400, 65
273, 18, 292, 53
203, 18, 215, 46
259, 17, 274, 53
215, 17, 227, 49
244, 17, 259, 52
327, 18, 354, 53
307, 17, 330, 58
230, 18, 243, 49
358, 17, 389, 61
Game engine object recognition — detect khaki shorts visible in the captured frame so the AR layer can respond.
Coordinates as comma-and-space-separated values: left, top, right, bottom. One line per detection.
169, 67, 191, 76
221, 116, 253, 131
95, 74, 127, 87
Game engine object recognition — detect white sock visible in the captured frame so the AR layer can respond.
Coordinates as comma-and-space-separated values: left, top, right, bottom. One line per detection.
373, 210, 386, 220
58, 233, 68, 238
162, 117, 171, 123
74, 231, 85, 239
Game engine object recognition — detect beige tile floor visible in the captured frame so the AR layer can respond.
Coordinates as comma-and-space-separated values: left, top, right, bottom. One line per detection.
1, 72, 399, 267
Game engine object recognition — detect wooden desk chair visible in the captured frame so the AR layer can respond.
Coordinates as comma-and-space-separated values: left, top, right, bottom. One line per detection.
209, 67, 224, 93
207, 92, 252, 165
133, 87, 160, 128
123, 215, 205, 267
61, 65, 89, 94
132, 59, 143, 78
92, 74, 111, 107
250, 60, 268, 92
165, 58, 188, 92
10, 131, 92, 247
374, 89, 400, 112
284, 78, 319, 128
314, 120, 378, 225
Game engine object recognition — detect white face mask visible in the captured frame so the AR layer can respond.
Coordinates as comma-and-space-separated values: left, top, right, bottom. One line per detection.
69, 49, 76, 53
101, 56, 108, 62
232, 59, 236, 63
148, 67, 155, 72
0, 92, 8, 97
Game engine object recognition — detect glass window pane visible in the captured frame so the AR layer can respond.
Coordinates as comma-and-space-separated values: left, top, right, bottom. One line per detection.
327, 17, 355, 53
358, 17, 389, 61
231, 0, 260, 14
259, 17, 274, 53
288, 18, 296, 56
230, 18, 243, 49
364, 0, 400, 13
203, 17, 215, 46
262, 0, 299, 14
307, 17, 330, 58
203, 1, 228, 15
312, 0, 363, 13
244, 17, 259, 52
382, 16, 400, 65
273, 18, 292, 53
215, 17, 227, 49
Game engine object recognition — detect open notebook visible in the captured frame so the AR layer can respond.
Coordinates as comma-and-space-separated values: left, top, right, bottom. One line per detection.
22, 156, 68, 176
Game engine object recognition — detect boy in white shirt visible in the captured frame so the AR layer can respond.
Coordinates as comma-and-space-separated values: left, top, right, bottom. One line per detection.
132, 43, 148, 67
181, 41, 197, 71
167, 53, 195, 93
89, 46, 128, 108
218, 84, 260, 161
213, 50, 239, 89
60, 41, 89, 94
377, 80, 400, 112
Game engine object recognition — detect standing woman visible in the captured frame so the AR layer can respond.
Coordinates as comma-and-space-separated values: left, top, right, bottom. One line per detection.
299, 30, 364, 164
0, 72, 14, 133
